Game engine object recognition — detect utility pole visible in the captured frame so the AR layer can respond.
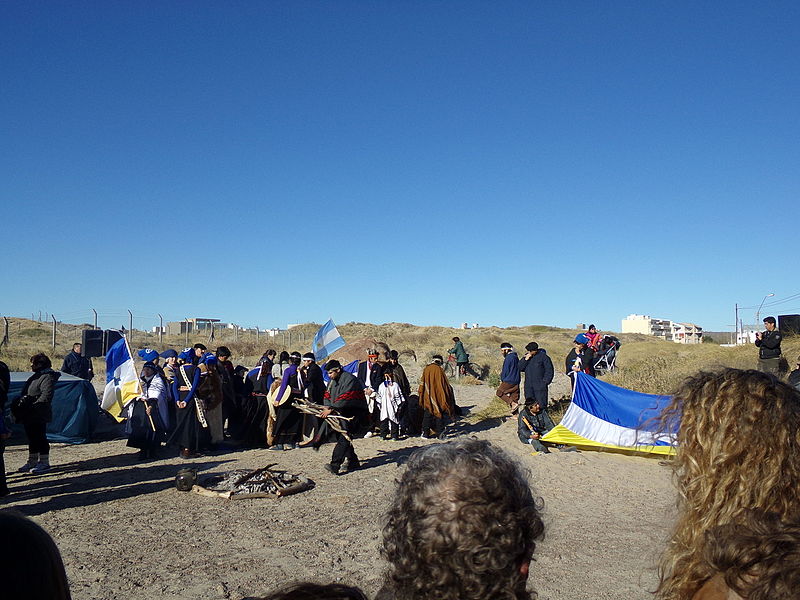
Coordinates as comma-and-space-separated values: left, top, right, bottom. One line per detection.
734, 303, 739, 345
92, 308, 98, 329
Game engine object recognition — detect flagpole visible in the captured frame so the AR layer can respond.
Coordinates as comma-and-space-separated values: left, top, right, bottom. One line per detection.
122, 333, 144, 396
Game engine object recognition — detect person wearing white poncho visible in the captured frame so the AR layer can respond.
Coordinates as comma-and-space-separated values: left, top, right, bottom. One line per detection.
377, 369, 405, 440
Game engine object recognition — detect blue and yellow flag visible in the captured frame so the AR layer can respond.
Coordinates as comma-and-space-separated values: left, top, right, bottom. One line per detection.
100, 336, 140, 420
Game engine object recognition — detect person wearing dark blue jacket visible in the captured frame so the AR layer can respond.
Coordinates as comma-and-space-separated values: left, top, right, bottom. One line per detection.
518, 342, 554, 410
495, 342, 521, 413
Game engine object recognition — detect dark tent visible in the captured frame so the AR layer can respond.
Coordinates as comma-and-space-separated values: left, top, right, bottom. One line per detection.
6, 372, 100, 444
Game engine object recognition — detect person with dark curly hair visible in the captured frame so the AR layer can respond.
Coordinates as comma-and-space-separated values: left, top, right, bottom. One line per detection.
377, 438, 544, 600
245, 582, 368, 600
652, 369, 800, 600
692, 510, 800, 600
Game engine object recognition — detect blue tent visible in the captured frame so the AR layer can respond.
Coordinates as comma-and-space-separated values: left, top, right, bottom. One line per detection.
6, 372, 100, 444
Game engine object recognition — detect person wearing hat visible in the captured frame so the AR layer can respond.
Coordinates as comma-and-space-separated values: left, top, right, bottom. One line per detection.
168, 348, 212, 458
566, 334, 596, 389
518, 342, 554, 411
447, 337, 469, 377
195, 351, 224, 450
125, 361, 168, 460
585, 325, 601, 351
496, 343, 521, 414
357, 349, 385, 437
418, 355, 456, 439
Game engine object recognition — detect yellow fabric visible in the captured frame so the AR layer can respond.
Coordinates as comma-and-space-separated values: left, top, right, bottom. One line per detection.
108, 379, 141, 422
541, 424, 675, 457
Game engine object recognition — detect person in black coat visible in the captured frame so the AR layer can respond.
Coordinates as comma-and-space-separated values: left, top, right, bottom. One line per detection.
301, 353, 326, 405
15, 353, 61, 473
518, 342, 554, 410
60, 343, 93, 380
357, 349, 384, 434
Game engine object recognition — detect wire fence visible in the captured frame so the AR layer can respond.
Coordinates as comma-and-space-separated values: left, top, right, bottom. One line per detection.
0, 310, 305, 351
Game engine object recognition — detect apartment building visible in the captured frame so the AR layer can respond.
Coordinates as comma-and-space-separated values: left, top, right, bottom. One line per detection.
621, 314, 703, 344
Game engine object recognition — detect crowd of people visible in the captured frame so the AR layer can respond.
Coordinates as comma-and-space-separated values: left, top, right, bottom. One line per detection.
3, 374, 800, 600
3, 321, 800, 598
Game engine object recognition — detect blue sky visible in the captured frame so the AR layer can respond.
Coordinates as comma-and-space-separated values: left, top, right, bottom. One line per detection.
2, 2, 798, 333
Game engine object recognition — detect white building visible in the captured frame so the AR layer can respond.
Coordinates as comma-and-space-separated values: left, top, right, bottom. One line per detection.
621, 314, 703, 344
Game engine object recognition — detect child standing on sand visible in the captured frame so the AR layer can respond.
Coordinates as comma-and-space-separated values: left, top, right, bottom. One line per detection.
377, 370, 405, 441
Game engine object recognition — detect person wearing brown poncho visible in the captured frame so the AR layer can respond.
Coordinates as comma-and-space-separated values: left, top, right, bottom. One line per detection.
417, 355, 455, 439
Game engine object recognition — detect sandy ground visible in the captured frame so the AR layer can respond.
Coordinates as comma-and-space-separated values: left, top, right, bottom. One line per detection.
1, 375, 676, 600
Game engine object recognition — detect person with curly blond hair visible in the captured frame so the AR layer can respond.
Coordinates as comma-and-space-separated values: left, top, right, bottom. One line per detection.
377, 438, 544, 600
653, 369, 800, 600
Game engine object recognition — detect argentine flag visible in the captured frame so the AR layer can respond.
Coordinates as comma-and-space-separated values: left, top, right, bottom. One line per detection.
101, 336, 140, 420
313, 319, 346, 361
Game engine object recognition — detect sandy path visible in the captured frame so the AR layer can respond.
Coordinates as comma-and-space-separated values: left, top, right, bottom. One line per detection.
1, 381, 675, 600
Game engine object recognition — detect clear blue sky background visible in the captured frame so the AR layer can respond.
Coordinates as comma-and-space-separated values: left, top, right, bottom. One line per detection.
2, 2, 798, 333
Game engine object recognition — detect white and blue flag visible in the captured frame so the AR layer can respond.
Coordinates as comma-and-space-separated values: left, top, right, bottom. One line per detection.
313, 319, 346, 361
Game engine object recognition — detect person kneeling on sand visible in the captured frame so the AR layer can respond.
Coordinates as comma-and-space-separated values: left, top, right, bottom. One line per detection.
376, 438, 544, 600
517, 401, 555, 455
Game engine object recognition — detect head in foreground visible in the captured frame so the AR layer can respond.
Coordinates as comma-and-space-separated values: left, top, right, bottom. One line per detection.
692, 510, 800, 600
381, 438, 544, 600
0, 509, 72, 600
654, 369, 800, 599
256, 582, 368, 600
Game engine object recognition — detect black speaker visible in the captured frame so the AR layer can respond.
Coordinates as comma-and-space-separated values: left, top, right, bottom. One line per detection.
81, 329, 104, 358
779, 314, 800, 335
103, 329, 124, 355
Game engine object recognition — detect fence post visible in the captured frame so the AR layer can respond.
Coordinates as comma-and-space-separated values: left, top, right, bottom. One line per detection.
92, 308, 98, 329
158, 314, 163, 344
184, 317, 190, 347
51, 315, 57, 349
255, 327, 259, 343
